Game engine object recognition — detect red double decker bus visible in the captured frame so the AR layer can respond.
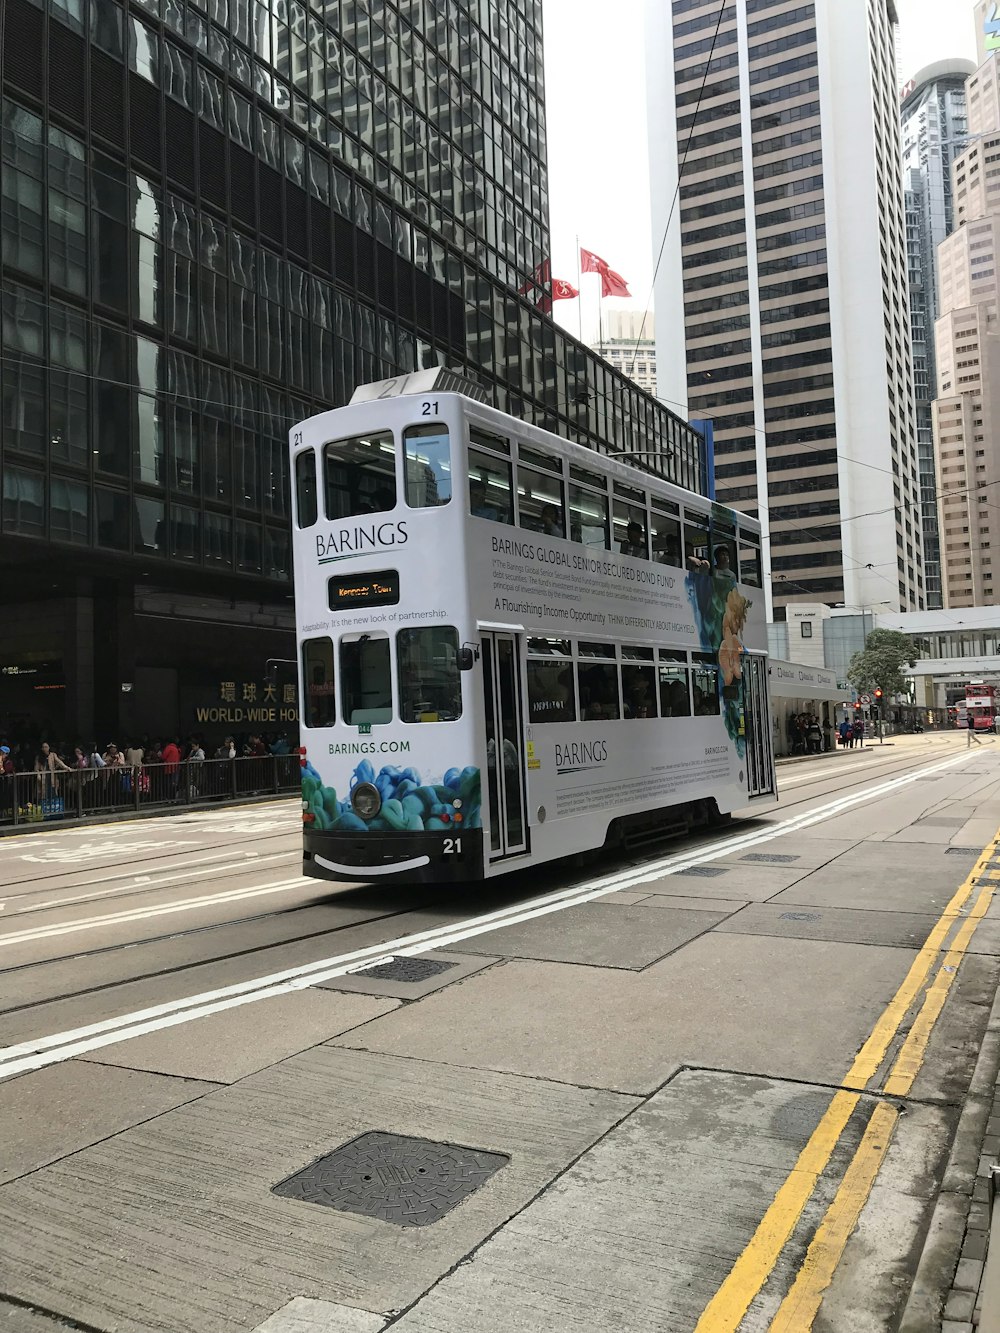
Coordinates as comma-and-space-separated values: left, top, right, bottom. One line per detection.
965, 681, 997, 731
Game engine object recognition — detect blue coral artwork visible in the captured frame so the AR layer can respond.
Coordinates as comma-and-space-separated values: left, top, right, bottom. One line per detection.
301, 754, 482, 834
686, 569, 752, 758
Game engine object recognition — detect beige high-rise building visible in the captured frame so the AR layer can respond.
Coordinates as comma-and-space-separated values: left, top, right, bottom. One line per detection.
646, 0, 923, 617
933, 46, 1000, 607
592, 311, 657, 396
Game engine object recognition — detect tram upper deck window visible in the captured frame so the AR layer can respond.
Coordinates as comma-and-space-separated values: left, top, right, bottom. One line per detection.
468, 448, 514, 524
568, 466, 610, 549
622, 645, 657, 719
577, 642, 620, 721
403, 423, 451, 508
614, 500, 649, 559
324, 431, 396, 519
527, 638, 576, 723
517, 447, 566, 537
740, 533, 762, 587
658, 649, 691, 717
295, 450, 318, 528
683, 511, 711, 574
302, 636, 335, 728
397, 625, 462, 723
470, 425, 510, 455
712, 517, 738, 583
340, 632, 392, 726
692, 651, 721, 715
651, 498, 682, 568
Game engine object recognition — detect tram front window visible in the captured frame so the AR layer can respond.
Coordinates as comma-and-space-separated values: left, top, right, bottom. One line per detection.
340, 633, 392, 726
403, 423, 451, 508
324, 431, 396, 518
397, 625, 462, 722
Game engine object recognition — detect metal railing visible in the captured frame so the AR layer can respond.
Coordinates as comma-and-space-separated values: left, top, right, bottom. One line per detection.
0, 755, 301, 827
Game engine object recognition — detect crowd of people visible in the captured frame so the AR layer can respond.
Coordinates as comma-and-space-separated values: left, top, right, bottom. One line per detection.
784, 712, 831, 755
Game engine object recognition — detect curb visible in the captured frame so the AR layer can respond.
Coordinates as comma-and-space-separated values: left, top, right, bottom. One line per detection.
898, 968, 1000, 1331
0, 791, 295, 839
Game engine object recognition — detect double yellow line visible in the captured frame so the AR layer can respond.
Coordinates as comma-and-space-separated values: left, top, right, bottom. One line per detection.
695, 836, 1000, 1332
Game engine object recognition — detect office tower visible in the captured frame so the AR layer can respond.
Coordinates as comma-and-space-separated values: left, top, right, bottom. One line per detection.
647, 0, 923, 616
901, 60, 973, 609
592, 310, 657, 395
933, 46, 1000, 607
0, 0, 706, 740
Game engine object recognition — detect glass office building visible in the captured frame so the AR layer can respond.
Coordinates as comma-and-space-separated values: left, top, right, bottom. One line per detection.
0, 0, 706, 743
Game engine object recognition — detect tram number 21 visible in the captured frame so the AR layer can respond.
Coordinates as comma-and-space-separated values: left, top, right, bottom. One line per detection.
420, 400, 439, 416
443, 837, 463, 855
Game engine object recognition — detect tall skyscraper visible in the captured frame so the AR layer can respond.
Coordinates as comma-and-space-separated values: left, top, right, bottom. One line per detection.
0, 0, 707, 741
647, 0, 923, 616
901, 60, 973, 610
932, 45, 1000, 607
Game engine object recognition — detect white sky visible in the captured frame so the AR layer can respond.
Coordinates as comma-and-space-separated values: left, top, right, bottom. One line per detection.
542, 0, 980, 347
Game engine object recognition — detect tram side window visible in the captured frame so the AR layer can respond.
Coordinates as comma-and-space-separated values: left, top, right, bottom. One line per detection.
526, 638, 576, 723
324, 431, 396, 519
577, 642, 621, 721
740, 536, 762, 587
712, 520, 738, 584
340, 633, 392, 726
692, 651, 721, 715
683, 511, 711, 574
468, 446, 514, 524
397, 626, 463, 723
302, 636, 335, 728
569, 481, 610, 549
403, 423, 451, 508
651, 502, 682, 568
614, 499, 649, 560
622, 645, 657, 719
295, 450, 317, 528
658, 649, 691, 717
517, 449, 566, 537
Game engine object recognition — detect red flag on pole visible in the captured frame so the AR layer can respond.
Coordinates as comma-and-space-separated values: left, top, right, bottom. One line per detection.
551, 278, 579, 300
519, 260, 578, 312
580, 247, 632, 299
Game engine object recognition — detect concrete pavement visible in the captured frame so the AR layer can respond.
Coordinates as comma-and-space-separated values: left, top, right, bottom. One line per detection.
0, 734, 998, 1331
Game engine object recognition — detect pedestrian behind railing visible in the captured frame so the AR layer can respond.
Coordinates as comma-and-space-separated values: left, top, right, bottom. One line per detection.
0, 754, 300, 827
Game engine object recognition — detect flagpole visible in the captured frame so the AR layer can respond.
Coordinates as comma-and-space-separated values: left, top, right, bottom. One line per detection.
576, 235, 583, 343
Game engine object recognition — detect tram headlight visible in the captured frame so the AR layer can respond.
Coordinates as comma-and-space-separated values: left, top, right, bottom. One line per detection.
351, 782, 382, 820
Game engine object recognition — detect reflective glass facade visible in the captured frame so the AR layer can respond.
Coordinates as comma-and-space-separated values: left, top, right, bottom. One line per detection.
1, 0, 705, 739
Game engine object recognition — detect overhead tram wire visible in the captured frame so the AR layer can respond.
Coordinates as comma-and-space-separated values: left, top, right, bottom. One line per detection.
624, 0, 733, 383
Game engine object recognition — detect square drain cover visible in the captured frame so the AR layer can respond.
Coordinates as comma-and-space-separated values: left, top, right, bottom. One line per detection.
273, 1132, 508, 1227
675, 865, 730, 878
354, 956, 457, 983
741, 853, 800, 864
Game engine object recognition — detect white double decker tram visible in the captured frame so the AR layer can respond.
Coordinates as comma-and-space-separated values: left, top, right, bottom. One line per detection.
291, 370, 777, 884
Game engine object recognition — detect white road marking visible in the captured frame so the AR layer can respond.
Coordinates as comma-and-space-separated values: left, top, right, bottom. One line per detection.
0, 746, 977, 1082
20, 839, 199, 864
0, 875, 313, 947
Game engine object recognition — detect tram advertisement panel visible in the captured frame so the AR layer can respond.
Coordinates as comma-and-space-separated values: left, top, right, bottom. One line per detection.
470, 524, 767, 654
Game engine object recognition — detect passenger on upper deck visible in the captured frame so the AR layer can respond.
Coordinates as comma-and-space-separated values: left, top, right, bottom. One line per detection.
713, 545, 738, 585
470, 479, 498, 520
620, 521, 646, 559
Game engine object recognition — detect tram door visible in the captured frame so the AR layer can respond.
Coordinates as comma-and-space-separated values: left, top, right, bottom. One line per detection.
742, 654, 776, 798
480, 632, 529, 859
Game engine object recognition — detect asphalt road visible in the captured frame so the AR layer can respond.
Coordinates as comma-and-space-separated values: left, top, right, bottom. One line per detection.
0, 731, 998, 1332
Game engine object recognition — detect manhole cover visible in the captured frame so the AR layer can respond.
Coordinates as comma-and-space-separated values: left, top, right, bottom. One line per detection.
675, 865, 730, 878
779, 911, 821, 922
741, 853, 800, 864
273, 1132, 508, 1227
354, 956, 457, 983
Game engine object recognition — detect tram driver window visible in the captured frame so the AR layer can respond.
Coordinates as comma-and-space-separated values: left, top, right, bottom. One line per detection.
294, 450, 317, 528
302, 636, 335, 728
658, 649, 692, 717
527, 638, 576, 723
324, 431, 396, 519
622, 646, 657, 719
577, 642, 621, 721
467, 447, 514, 525
397, 625, 462, 722
403, 423, 452, 508
692, 652, 721, 715
340, 633, 392, 726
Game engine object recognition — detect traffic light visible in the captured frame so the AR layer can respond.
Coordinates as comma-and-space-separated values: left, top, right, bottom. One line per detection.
854, 702, 862, 711
874, 687, 883, 700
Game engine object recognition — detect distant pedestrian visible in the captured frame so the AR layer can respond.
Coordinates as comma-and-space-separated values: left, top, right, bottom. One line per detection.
162, 738, 181, 800
968, 713, 983, 747
838, 718, 853, 749
852, 716, 864, 747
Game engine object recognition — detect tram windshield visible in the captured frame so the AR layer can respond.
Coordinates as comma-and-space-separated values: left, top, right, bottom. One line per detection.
325, 432, 396, 518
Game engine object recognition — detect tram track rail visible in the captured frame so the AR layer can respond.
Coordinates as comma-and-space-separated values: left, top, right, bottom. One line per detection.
0, 740, 978, 1034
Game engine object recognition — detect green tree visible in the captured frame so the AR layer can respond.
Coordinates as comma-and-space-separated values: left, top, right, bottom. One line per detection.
846, 629, 916, 703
